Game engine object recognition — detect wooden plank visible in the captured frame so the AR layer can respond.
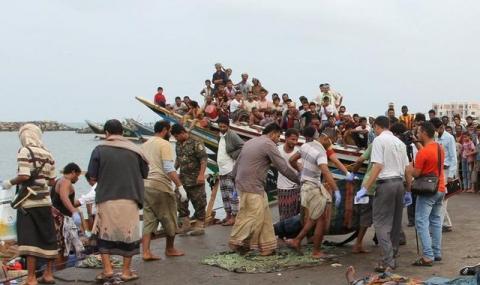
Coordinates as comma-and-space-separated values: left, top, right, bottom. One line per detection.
205, 179, 219, 224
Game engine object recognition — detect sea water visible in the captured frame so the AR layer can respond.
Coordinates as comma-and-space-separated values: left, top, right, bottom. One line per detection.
0, 131, 225, 240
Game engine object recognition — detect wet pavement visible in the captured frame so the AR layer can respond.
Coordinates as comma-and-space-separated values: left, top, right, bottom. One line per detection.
54, 193, 480, 284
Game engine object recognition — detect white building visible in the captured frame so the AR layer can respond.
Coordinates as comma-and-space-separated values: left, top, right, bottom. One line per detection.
432, 102, 480, 120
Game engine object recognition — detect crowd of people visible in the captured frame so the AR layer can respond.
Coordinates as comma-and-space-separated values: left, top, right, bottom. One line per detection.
2, 62, 480, 284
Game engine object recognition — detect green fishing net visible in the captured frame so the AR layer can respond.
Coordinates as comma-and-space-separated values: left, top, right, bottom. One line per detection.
201, 245, 344, 273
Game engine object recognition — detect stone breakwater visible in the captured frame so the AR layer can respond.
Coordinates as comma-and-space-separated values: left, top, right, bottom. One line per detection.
0, 121, 76, 132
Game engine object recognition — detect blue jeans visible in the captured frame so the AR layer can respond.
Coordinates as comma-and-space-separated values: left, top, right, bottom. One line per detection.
462, 158, 470, 189
415, 191, 445, 260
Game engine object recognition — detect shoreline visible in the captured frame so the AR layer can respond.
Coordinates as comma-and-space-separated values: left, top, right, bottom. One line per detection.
0, 121, 77, 132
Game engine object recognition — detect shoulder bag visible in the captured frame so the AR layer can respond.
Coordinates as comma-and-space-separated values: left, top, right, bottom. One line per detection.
411, 143, 441, 196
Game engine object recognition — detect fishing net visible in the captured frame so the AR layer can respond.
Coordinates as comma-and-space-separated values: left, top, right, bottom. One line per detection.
201, 245, 344, 273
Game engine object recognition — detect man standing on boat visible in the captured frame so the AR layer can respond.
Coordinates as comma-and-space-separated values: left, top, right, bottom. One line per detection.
212, 63, 228, 91
229, 123, 300, 256
216, 117, 244, 226
171, 124, 208, 235
235, 73, 252, 99
141, 121, 187, 261
87, 119, 149, 282
2, 124, 57, 285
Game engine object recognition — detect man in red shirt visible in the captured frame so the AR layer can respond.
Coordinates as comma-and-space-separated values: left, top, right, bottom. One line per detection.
411, 121, 446, 266
154, 87, 166, 107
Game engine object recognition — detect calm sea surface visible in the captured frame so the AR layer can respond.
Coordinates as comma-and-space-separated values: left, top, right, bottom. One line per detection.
0, 131, 225, 217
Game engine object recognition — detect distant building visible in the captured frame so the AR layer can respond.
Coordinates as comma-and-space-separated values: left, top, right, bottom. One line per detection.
432, 102, 480, 120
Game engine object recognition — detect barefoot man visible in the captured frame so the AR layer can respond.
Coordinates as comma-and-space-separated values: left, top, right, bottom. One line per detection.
141, 121, 188, 260
287, 127, 341, 258
229, 123, 300, 256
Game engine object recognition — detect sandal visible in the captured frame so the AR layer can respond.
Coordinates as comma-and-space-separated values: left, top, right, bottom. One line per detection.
37, 277, 56, 284
374, 264, 393, 273
95, 272, 114, 282
120, 273, 139, 282
460, 264, 480, 276
412, 257, 433, 267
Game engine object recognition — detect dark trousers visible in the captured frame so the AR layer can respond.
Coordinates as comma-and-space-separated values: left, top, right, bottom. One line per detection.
407, 193, 417, 225
373, 179, 404, 268
178, 184, 207, 220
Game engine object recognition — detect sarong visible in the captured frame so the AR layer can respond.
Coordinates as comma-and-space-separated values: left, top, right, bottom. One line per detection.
300, 182, 331, 220
277, 187, 301, 221
52, 207, 66, 256
17, 206, 58, 259
229, 192, 276, 252
93, 199, 140, 257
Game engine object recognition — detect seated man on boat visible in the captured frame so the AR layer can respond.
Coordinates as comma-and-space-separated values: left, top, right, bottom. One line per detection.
154, 86, 166, 108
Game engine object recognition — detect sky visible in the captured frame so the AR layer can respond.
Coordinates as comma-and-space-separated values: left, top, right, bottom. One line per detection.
2, 0, 480, 123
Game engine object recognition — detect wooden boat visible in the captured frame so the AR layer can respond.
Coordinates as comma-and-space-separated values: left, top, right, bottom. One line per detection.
135, 96, 367, 243
135, 97, 367, 179
85, 120, 104, 134
125, 118, 155, 137
86, 120, 141, 139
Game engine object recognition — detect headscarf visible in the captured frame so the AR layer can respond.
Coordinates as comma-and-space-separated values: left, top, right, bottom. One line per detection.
18, 124, 45, 149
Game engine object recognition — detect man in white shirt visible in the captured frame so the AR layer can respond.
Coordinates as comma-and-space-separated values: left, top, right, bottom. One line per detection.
351, 117, 371, 148
316, 83, 343, 109
318, 96, 337, 129
359, 116, 412, 272
276, 129, 301, 221
217, 117, 244, 226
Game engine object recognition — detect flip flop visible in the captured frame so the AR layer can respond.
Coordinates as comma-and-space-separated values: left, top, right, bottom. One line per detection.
460, 265, 480, 276
142, 256, 161, 262
95, 272, 114, 282
412, 258, 433, 267
121, 273, 139, 282
37, 277, 56, 284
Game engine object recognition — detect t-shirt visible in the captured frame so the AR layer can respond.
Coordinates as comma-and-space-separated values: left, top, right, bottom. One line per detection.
258, 99, 273, 111
277, 145, 300, 189
173, 102, 188, 115
16, 146, 56, 208
318, 104, 337, 121
244, 100, 259, 113
218, 134, 235, 175
462, 141, 475, 162
371, 130, 409, 179
414, 142, 446, 192
355, 125, 371, 139
154, 92, 166, 107
230, 99, 242, 113
399, 114, 415, 129
298, 141, 328, 185
142, 137, 174, 193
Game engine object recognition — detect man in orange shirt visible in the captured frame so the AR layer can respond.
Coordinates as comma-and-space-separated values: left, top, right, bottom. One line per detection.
398, 105, 415, 130
411, 121, 446, 267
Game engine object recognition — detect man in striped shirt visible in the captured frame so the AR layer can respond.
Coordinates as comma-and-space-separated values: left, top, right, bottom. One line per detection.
287, 127, 341, 258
